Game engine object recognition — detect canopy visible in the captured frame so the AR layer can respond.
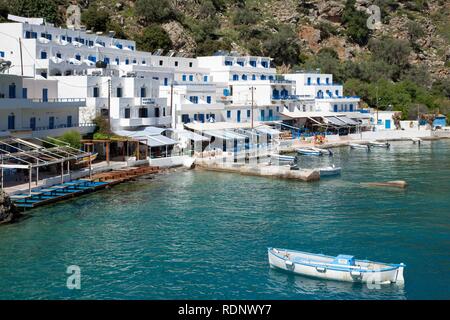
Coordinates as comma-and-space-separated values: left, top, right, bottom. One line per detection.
203, 130, 246, 140
175, 130, 209, 142
114, 127, 177, 147
144, 135, 178, 147
255, 126, 281, 136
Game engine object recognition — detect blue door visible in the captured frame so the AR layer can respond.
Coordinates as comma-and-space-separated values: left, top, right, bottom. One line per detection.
67, 116, 72, 127
199, 114, 205, 123
268, 109, 273, 120
9, 84, 16, 98
30, 117, 36, 130
49, 116, 55, 129
260, 110, 265, 121
42, 88, 48, 102
385, 119, 391, 129
182, 114, 190, 123
237, 110, 241, 123
8, 114, 15, 130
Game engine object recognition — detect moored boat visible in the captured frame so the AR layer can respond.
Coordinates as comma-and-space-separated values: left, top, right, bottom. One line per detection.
76, 152, 98, 164
297, 147, 322, 156
369, 141, 390, 148
268, 248, 405, 284
270, 154, 297, 163
311, 147, 333, 156
349, 143, 370, 151
319, 165, 341, 177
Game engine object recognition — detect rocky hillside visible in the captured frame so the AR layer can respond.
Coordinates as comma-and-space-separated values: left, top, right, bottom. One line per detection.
1, 0, 449, 116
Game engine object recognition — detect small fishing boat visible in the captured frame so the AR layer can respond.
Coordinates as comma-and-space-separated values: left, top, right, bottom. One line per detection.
311, 147, 333, 156
296, 147, 322, 156
369, 141, 390, 148
270, 154, 297, 163
349, 143, 370, 151
268, 248, 405, 284
319, 165, 341, 177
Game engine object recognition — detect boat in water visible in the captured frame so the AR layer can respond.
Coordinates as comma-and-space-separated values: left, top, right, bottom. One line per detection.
270, 154, 297, 163
349, 143, 370, 151
369, 141, 390, 148
319, 165, 342, 177
268, 248, 405, 284
296, 147, 322, 156
76, 152, 98, 165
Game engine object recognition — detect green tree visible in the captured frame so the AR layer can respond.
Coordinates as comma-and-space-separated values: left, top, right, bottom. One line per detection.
57, 130, 82, 149
81, 6, 110, 32
135, 0, 175, 24
342, 0, 371, 45
0, 1, 9, 22
9, 0, 62, 25
262, 25, 301, 66
136, 25, 172, 53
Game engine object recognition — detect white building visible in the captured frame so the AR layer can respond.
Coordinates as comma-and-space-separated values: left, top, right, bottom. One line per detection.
0, 74, 87, 137
284, 72, 360, 113
197, 54, 302, 124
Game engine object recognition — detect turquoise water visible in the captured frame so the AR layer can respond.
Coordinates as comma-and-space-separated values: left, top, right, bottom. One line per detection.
0, 140, 449, 300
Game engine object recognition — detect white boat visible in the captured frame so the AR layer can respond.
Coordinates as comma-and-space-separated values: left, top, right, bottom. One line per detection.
349, 143, 370, 151
297, 147, 322, 156
319, 165, 341, 177
311, 147, 333, 156
268, 248, 405, 284
369, 141, 390, 148
270, 154, 296, 163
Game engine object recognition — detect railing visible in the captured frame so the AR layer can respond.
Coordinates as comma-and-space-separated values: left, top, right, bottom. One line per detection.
31, 123, 96, 131
270, 80, 294, 84
271, 95, 300, 100
30, 98, 86, 103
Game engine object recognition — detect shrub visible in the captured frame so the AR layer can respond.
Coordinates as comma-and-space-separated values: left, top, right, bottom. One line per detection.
58, 130, 82, 149
81, 6, 110, 32
342, 0, 371, 45
136, 25, 172, 52
135, 0, 175, 24
9, 0, 61, 25
262, 25, 301, 66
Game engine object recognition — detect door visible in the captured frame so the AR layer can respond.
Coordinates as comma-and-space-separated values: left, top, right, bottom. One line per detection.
268, 109, 273, 121
67, 115, 72, 127
199, 114, 205, 123
155, 107, 160, 118
385, 119, 391, 129
8, 114, 15, 130
30, 117, 36, 130
260, 110, 265, 121
42, 88, 48, 102
237, 110, 241, 123
49, 116, 55, 129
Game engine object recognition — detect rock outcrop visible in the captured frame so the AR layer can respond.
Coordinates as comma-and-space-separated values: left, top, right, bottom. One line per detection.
0, 190, 21, 225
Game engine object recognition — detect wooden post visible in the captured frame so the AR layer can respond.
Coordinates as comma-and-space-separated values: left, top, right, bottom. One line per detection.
136, 141, 140, 161
89, 156, 92, 179
28, 165, 32, 196
1, 154, 3, 191
106, 141, 110, 165
67, 161, 71, 181
36, 161, 39, 186
61, 162, 64, 183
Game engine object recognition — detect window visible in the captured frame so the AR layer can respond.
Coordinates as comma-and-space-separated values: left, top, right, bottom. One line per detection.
223, 88, 230, 96
189, 62, 193, 67
268, 75, 274, 80
141, 87, 146, 98
333, 104, 338, 112
88, 55, 96, 62
116, 43, 123, 49
40, 51, 47, 59
155, 108, 160, 117
182, 114, 190, 124
75, 54, 81, 61
125, 59, 129, 65
115, 58, 120, 65
227, 110, 231, 119
247, 110, 251, 117
189, 96, 199, 104
206, 96, 212, 104
0, 51, 5, 58
22, 88, 27, 99
163, 108, 166, 116
67, 115, 73, 127
237, 61, 244, 67
8, 83, 16, 99
116, 87, 123, 98
25, 31, 31, 39
67, 37, 72, 43
104, 57, 110, 64
175, 61, 178, 67
252, 75, 256, 80
93, 87, 100, 98
164, 78, 168, 86
159, 60, 163, 66
139, 108, 148, 118
225, 60, 233, 66
307, 77, 311, 85
142, 60, 146, 65
317, 77, 320, 84
335, 90, 339, 96
249, 60, 256, 67
182, 75, 187, 81
261, 61, 268, 68
132, 59, 137, 64
30, 117, 36, 130
260, 75, 266, 80
242, 74, 248, 81
326, 78, 330, 84
88, 40, 94, 47
232, 74, 239, 81
349, 104, 354, 112
203, 76, 208, 82
189, 75, 194, 82
124, 108, 131, 119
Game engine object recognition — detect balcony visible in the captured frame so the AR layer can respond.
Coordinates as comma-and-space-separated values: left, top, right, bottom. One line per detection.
117, 116, 171, 127
0, 98, 86, 110
271, 95, 300, 101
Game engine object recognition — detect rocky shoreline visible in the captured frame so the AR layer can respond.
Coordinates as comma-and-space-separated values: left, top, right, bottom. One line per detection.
0, 190, 22, 225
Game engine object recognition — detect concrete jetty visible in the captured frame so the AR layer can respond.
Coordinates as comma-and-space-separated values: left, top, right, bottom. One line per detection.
197, 162, 320, 182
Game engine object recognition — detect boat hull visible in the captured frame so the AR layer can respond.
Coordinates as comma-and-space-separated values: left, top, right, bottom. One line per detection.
268, 248, 404, 284
297, 149, 321, 156
319, 167, 341, 177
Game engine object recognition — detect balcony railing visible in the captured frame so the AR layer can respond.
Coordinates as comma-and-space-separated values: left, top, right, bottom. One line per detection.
271, 95, 300, 100
30, 98, 86, 103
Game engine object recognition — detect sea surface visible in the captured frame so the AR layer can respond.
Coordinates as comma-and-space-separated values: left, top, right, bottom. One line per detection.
0, 140, 449, 300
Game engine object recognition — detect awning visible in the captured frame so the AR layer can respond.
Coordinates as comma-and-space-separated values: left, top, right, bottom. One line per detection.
336, 116, 359, 126
324, 116, 347, 127
174, 129, 209, 142
144, 135, 179, 147
203, 130, 246, 140
255, 126, 281, 136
